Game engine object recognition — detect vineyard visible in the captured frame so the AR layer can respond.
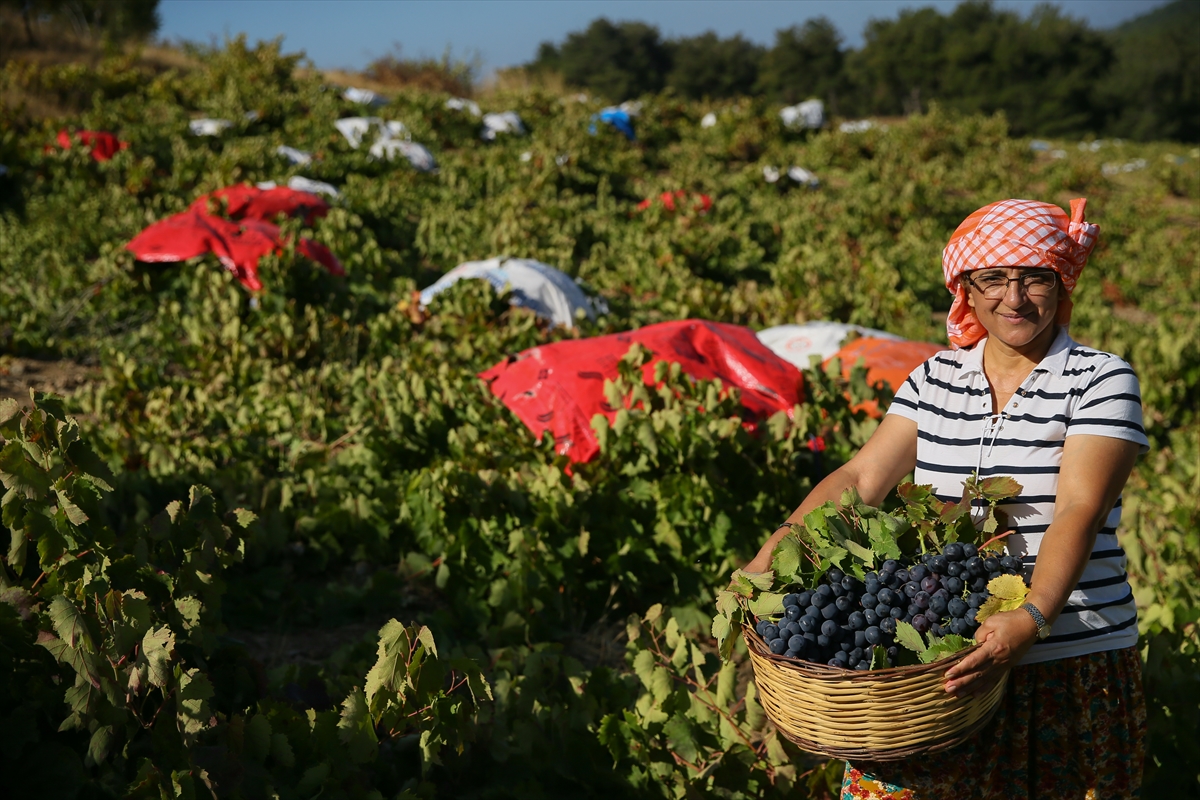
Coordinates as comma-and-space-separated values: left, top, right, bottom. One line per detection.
1, 39, 1197, 799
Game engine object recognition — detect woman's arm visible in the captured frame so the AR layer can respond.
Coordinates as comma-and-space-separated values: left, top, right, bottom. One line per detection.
944, 434, 1141, 696
741, 414, 919, 573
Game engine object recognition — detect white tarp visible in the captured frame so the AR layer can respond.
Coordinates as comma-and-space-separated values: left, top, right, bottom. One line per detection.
839, 120, 875, 133
343, 87, 387, 107
787, 166, 820, 188
445, 97, 481, 116
189, 119, 232, 136
334, 117, 432, 170
370, 139, 437, 172
481, 111, 526, 142
779, 99, 824, 130
763, 165, 820, 187
276, 145, 313, 166
335, 117, 407, 149
258, 176, 341, 198
756, 322, 903, 369
419, 257, 598, 328
287, 176, 341, 198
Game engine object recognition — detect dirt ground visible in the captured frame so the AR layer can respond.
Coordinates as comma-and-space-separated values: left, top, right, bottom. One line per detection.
0, 356, 96, 405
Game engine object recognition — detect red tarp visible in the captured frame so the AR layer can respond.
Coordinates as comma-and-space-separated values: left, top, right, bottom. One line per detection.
125, 185, 342, 291
825, 336, 943, 416
191, 184, 329, 226
479, 320, 804, 463
636, 190, 713, 214
56, 129, 128, 162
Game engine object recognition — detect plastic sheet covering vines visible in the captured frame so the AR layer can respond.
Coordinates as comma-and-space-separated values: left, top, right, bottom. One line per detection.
479, 320, 805, 463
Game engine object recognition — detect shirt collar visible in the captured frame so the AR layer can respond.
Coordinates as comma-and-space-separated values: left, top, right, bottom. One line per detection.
955, 326, 1073, 381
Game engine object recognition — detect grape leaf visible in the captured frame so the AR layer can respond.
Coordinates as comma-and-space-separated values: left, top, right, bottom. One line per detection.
868, 645, 890, 670
337, 688, 378, 764
987, 574, 1030, 601
976, 589, 1029, 623
843, 539, 876, 567
893, 620, 928, 654
0, 398, 19, 426
919, 634, 974, 663
728, 569, 774, 597
770, 531, 804, 579
977, 475, 1023, 501
748, 592, 786, 617
975, 574, 1030, 623
869, 514, 904, 561
714, 590, 740, 618
49, 596, 92, 652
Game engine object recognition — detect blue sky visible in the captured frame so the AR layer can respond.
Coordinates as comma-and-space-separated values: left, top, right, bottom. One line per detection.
159, 0, 1171, 76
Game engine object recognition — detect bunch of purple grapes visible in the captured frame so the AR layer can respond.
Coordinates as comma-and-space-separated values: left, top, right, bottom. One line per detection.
755, 542, 1022, 669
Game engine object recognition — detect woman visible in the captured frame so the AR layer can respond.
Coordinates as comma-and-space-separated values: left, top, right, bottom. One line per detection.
743, 198, 1148, 799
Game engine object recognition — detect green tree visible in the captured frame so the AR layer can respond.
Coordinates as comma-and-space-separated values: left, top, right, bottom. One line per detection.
1101, 0, 1200, 142
755, 18, 846, 108
530, 17, 671, 101
665, 32, 764, 100
845, 1, 1112, 136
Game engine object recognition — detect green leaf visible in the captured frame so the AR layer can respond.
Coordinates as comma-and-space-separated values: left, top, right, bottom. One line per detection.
0, 398, 19, 426
869, 645, 890, 669
843, 539, 875, 567
365, 619, 409, 711
715, 660, 737, 707
64, 441, 114, 492
271, 733, 295, 768
744, 680, 766, 731
49, 596, 92, 651
296, 763, 330, 796
770, 530, 804, 578
728, 569, 774, 597
55, 490, 88, 526
663, 714, 698, 765
747, 592, 786, 617
337, 688, 379, 764
919, 634, 974, 663
711, 613, 733, 660
415, 624, 438, 658
893, 620, 928, 654
142, 627, 175, 688
633, 649, 656, 690
177, 668, 214, 742
244, 715, 272, 763
869, 514, 905, 561
0, 441, 52, 500
86, 725, 115, 766
714, 590, 740, 618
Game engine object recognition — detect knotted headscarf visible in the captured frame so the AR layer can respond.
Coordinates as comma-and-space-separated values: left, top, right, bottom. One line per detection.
942, 198, 1099, 349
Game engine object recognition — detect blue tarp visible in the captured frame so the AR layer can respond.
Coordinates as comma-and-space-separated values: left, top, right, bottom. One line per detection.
589, 108, 636, 141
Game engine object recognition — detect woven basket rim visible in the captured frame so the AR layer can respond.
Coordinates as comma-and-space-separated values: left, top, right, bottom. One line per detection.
741, 621, 977, 678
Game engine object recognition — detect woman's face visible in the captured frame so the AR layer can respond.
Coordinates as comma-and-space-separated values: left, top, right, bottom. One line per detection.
964, 267, 1062, 350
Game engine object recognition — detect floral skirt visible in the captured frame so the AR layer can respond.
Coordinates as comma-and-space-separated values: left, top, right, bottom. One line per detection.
840, 646, 1146, 800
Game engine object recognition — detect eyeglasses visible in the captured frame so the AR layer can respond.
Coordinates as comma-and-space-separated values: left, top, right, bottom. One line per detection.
963, 270, 1058, 299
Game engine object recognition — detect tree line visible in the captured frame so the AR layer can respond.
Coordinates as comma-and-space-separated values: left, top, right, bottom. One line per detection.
527, 0, 1199, 142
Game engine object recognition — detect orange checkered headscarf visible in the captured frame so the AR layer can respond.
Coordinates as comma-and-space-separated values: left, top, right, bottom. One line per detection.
942, 198, 1099, 349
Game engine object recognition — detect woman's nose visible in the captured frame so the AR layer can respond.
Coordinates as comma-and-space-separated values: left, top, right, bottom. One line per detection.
1004, 278, 1029, 303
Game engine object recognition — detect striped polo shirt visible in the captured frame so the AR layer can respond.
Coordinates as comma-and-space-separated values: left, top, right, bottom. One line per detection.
887, 326, 1148, 664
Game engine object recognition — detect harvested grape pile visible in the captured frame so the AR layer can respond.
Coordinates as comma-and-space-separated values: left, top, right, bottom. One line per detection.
756, 543, 1023, 669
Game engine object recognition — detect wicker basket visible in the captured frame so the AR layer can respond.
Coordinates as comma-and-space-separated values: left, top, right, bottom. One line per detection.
743, 624, 1007, 761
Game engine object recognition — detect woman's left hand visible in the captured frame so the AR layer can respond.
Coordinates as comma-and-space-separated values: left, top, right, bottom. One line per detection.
943, 608, 1039, 697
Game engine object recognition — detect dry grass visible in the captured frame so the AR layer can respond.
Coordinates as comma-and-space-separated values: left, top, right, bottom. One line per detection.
479, 67, 568, 99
